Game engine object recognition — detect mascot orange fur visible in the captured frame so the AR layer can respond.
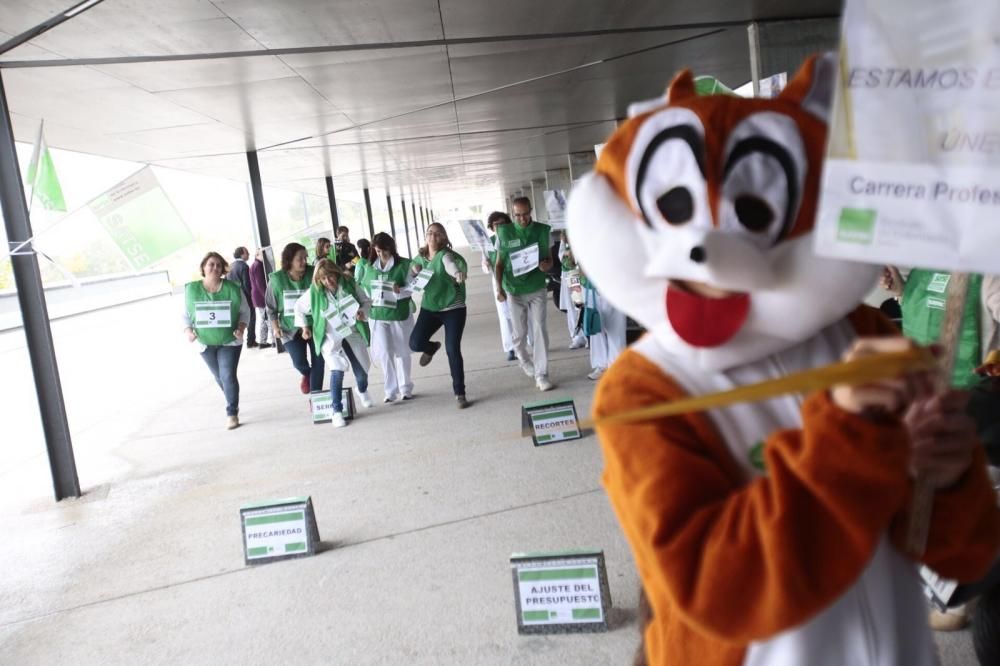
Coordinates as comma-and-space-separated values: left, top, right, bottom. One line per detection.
567, 54, 1000, 666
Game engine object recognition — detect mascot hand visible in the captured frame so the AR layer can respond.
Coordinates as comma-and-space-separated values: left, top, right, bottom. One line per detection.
904, 391, 977, 489
831, 337, 936, 418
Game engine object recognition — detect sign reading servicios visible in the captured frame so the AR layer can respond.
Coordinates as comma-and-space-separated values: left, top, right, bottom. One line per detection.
240, 497, 320, 565
510, 550, 611, 634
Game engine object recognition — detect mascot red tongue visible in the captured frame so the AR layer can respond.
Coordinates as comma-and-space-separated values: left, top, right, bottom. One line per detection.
665, 286, 749, 348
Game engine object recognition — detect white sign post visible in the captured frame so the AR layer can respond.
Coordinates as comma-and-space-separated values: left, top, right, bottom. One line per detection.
510, 550, 611, 634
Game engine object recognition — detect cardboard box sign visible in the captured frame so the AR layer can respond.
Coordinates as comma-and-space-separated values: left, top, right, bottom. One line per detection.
240, 496, 321, 566
310, 388, 355, 424
521, 397, 581, 446
510, 550, 611, 634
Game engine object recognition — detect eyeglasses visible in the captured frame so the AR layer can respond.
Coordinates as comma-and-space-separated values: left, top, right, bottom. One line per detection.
513, 212, 531, 219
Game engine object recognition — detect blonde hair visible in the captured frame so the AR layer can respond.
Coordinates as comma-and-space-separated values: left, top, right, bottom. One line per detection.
313, 258, 345, 288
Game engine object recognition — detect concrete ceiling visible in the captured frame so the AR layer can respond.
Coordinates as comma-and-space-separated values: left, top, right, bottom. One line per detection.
0, 0, 842, 201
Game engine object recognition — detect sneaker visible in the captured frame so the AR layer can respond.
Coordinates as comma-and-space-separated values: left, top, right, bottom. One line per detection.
402, 393, 413, 400
356, 389, 374, 409
456, 395, 469, 409
506, 350, 516, 361
536, 376, 554, 392
331, 412, 347, 428
226, 415, 240, 430
246, 341, 259, 349
419, 341, 442, 367
519, 360, 535, 377
299, 375, 310, 394
258, 343, 273, 349
569, 337, 587, 350
587, 367, 605, 381
384, 394, 398, 404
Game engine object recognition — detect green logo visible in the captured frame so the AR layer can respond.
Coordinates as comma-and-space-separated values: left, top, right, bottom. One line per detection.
836, 207, 876, 245
748, 441, 767, 473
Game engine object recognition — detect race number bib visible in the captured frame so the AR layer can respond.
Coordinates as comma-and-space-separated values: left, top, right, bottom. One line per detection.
371, 280, 398, 307
510, 245, 540, 277
283, 289, 306, 317
408, 268, 434, 293
194, 301, 231, 328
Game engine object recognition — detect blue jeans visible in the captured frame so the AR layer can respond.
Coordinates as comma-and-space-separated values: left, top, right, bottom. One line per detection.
200, 345, 242, 416
284, 333, 325, 391
331, 341, 369, 412
409, 306, 466, 396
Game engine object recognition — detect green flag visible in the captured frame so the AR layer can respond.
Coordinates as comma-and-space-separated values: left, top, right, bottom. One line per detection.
26, 124, 66, 212
693, 75, 736, 97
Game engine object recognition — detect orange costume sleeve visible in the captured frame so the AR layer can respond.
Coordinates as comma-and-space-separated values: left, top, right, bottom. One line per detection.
595, 343, 1000, 666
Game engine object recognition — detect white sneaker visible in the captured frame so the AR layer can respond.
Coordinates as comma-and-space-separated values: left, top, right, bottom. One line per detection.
536, 376, 554, 391
587, 367, 605, 381
569, 337, 587, 350
356, 389, 374, 409
519, 360, 535, 377
331, 412, 347, 428
384, 394, 399, 404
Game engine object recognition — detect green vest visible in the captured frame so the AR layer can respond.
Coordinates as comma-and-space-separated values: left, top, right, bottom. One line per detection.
496, 221, 551, 295
185, 280, 241, 346
902, 270, 983, 388
413, 250, 467, 312
308, 276, 369, 346
269, 266, 314, 330
355, 257, 371, 285
359, 257, 412, 321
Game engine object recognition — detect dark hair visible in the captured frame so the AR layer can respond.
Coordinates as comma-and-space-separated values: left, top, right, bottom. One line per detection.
199, 251, 229, 277
512, 196, 532, 211
371, 232, 399, 263
356, 238, 371, 259
315, 237, 331, 260
418, 223, 453, 259
336, 227, 350, 239
233, 246, 247, 259
487, 211, 511, 231
280, 242, 307, 272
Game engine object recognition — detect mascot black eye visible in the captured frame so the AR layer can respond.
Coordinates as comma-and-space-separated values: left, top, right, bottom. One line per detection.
733, 194, 774, 232
657, 187, 694, 225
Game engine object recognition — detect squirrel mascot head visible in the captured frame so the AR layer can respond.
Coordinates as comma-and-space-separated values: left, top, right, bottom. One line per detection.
568, 53, 877, 371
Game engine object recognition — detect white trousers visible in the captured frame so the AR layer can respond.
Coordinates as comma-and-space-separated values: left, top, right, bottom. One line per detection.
371, 317, 415, 399
559, 274, 586, 345
589, 293, 627, 370
509, 288, 549, 378
490, 277, 515, 352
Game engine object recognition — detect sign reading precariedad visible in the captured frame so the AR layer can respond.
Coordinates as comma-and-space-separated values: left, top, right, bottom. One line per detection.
89, 166, 194, 271
309, 389, 355, 424
240, 496, 320, 565
510, 550, 611, 634
521, 398, 582, 446
814, 0, 1000, 274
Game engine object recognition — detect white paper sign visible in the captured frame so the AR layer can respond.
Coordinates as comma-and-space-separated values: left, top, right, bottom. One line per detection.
408, 268, 434, 293
814, 0, 1000, 274
283, 289, 306, 317
194, 301, 231, 328
459, 219, 491, 251
515, 557, 604, 626
243, 505, 309, 560
510, 245, 540, 277
371, 280, 398, 307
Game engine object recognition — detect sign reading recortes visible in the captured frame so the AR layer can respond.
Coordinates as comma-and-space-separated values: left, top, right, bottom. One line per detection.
510, 551, 611, 634
521, 397, 582, 446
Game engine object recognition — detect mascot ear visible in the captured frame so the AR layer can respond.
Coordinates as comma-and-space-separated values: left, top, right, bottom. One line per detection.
626, 69, 697, 118
778, 51, 837, 123
666, 69, 697, 103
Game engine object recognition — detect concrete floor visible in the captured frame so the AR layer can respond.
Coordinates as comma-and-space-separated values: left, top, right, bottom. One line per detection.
0, 250, 980, 664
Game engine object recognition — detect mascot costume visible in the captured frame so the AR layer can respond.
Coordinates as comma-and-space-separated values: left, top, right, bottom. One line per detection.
567, 53, 1000, 666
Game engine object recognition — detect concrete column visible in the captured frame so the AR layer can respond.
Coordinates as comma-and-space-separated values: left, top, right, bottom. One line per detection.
568, 151, 596, 181
0, 74, 79, 501
325, 176, 340, 235
747, 18, 840, 96
362, 187, 375, 239
400, 191, 412, 257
